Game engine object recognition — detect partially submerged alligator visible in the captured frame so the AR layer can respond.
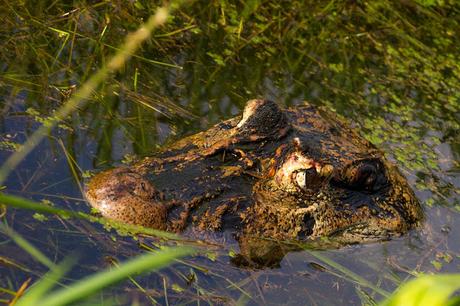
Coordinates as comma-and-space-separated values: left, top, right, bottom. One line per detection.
86, 99, 423, 266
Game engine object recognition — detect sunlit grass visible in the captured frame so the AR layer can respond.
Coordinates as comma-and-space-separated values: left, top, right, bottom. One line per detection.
381, 274, 460, 306
0, 4, 197, 304
14, 247, 194, 306
0, 191, 207, 304
1, 204, 195, 304
0, 4, 174, 185
0, 193, 179, 240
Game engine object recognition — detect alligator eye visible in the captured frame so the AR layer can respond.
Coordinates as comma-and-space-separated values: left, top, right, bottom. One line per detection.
295, 170, 307, 189
294, 168, 321, 190
345, 161, 379, 190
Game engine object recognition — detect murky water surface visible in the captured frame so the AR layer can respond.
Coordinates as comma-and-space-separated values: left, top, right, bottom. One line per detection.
0, 1, 459, 305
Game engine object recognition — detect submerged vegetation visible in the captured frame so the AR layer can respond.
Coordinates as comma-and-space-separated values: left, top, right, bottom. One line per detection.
0, 0, 459, 305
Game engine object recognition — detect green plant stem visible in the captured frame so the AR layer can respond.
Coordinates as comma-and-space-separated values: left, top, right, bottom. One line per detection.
0, 5, 172, 185
0, 193, 178, 239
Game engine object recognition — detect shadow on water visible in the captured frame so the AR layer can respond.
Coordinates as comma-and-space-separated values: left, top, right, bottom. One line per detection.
0, 0, 459, 304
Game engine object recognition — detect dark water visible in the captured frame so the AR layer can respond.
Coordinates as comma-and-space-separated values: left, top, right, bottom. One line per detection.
1, 1, 459, 305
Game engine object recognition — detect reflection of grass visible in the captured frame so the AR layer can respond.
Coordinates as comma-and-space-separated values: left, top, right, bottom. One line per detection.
0, 5, 171, 185
0, 3, 198, 305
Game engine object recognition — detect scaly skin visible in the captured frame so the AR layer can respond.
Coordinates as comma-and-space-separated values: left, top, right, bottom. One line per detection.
86, 99, 423, 266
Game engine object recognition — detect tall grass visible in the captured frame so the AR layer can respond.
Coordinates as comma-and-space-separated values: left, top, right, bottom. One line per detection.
0, 4, 172, 185
0, 2, 198, 305
14, 247, 194, 306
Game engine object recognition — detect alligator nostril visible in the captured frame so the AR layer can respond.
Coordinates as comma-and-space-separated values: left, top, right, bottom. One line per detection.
299, 213, 315, 238
345, 161, 379, 190
133, 179, 156, 199
358, 164, 377, 187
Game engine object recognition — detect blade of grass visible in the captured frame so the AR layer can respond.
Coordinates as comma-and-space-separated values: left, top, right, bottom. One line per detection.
8, 278, 31, 306
0, 223, 55, 270
109, 258, 159, 305
381, 274, 460, 306
15, 257, 75, 306
0, 193, 179, 240
24, 247, 194, 306
29, 18, 183, 69
306, 250, 391, 298
0, 256, 30, 273
0, 4, 174, 185
57, 139, 84, 196
0, 287, 16, 295
140, 242, 253, 300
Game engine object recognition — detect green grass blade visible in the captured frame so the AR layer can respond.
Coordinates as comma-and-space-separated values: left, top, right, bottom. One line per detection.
0, 193, 179, 239
306, 250, 391, 298
33, 247, 194, 306
15, 257, 75, 306
381, 274, 460, 306
0, 4, 174, 185
0, 222, 55, 270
